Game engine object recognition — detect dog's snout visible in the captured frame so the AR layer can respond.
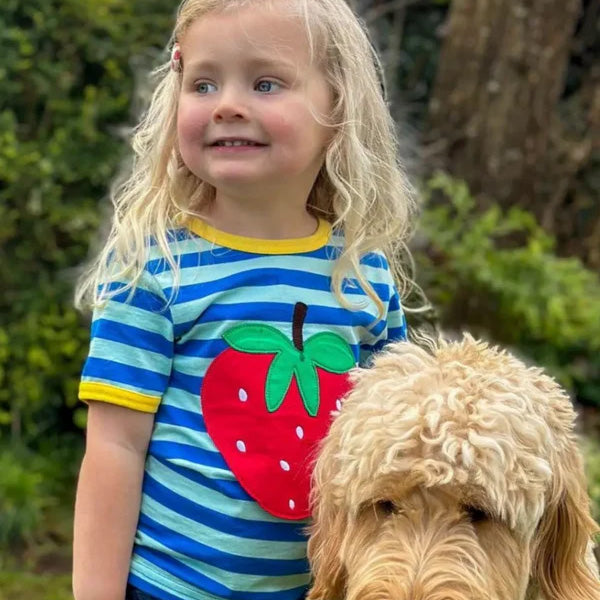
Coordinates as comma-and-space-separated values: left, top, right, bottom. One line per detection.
343, 511, 494, 600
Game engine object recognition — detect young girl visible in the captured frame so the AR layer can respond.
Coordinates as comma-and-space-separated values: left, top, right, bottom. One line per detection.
73, 0, 416, 599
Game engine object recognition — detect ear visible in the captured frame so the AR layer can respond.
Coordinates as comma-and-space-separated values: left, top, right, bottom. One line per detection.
306, 441, 348, 600
306, 500, 348, 600
532, 442, 600, 599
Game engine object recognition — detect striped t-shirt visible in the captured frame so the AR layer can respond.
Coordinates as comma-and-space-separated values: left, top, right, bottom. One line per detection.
79, 218, 406, 600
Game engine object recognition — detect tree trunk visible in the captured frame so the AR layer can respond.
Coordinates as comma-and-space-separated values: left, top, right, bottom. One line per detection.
427, 0, 582, 212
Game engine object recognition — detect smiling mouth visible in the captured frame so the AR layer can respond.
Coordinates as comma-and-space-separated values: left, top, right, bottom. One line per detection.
211, 140, 267, 147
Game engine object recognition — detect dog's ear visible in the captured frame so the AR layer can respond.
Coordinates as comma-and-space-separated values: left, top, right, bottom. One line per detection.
306, 438, 348, 600
306, 499, 348, 600
532, 441, 600, 599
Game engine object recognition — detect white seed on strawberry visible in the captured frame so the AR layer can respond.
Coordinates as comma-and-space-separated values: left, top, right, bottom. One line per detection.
236, 440, 246, 453
280, 460, 290, 471
289, 499, 296, 510
296, 426, 304, 439
239, 388, 248, 402
336, 399, 342, 411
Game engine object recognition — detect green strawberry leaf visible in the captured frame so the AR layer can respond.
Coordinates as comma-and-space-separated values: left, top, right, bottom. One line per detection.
294, 357, 320, 417
303, 332, 356, 373
265, 349, 298, 412
224, 324, 293, 354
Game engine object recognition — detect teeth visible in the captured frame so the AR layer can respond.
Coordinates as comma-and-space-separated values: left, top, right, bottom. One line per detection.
216, 140, 258, 147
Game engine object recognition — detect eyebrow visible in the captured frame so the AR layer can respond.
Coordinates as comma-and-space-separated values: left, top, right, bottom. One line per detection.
185, 56, 298, 74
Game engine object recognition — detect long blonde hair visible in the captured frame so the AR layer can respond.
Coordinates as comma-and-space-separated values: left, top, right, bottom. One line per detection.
75, 0, 418, 319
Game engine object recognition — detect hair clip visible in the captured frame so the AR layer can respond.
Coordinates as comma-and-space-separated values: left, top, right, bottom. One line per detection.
171, 42, 182, 73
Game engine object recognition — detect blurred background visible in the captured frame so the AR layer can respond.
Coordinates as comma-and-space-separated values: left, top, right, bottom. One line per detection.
0, 0, 598, 597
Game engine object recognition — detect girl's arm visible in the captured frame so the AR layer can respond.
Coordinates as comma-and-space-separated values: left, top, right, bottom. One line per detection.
73, 401, 155, 600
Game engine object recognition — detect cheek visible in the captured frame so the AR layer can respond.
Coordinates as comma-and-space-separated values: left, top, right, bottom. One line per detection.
261, 111, 297, 142
177, 100, 210, 146
265, 110, 330, 167
263, 100, 324, 143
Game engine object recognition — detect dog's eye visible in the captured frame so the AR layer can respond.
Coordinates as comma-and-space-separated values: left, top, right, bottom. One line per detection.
375, 500, 398, 515
464, 505, 487, 523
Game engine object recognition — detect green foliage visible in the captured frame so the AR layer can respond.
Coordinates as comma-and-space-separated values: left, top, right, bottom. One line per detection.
0, 572, 72, 600
395, 3, 447, 116
0, 0, 175, 447
0, 451, 47, 550
417, 173, 600, 406
0, 0, 174, 565
584, 436, 600, 524
0, 442, 81, 561
369, 0, 448, 125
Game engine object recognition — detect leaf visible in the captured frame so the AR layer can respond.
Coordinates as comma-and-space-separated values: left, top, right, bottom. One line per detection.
224, 324, 294, 355
265, 350, 297, 412
304, 332, 356, 373
294, 357, 320, 417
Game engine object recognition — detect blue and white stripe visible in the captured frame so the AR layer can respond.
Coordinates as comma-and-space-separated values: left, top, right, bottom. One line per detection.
80, 226, 406, 600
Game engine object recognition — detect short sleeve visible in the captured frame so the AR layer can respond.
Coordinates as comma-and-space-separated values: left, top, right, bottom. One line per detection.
386, 284, 408, 343
78, 268, 174, 413
358, 253, 407, 366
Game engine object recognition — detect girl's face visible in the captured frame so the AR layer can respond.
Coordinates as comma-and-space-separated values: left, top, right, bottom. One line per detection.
176, 3, 333, 204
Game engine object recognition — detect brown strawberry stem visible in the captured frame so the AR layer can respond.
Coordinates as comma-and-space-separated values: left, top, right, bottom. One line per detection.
292, 302, 308, 352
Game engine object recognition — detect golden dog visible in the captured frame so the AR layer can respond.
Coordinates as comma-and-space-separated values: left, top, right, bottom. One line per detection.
308, 336, 600, 600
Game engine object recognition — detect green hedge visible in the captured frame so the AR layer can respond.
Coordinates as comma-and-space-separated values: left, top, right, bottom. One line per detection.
584, 436, 600, 523
416, 172, 600, 406
0, 0, 174, 447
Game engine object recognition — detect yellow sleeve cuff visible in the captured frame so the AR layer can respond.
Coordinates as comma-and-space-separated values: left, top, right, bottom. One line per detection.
78, 381, 160, 413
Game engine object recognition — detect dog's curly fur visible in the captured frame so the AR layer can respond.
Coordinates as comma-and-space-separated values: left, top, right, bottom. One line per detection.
308, 336, 600, 600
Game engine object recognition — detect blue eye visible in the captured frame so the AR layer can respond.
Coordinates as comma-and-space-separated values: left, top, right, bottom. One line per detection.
195, 81, 217, 94
255, 80, 280, 93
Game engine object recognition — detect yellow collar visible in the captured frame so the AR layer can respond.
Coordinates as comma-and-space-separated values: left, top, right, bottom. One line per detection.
188, 218, 331, 255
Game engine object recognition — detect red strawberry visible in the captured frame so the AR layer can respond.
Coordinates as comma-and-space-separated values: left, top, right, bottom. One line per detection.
201, 302, 355, 519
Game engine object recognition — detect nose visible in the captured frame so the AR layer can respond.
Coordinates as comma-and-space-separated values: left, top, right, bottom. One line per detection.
212, 87, 248, 122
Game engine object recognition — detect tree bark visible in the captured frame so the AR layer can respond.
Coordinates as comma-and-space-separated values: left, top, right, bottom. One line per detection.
427, 0, 582, 212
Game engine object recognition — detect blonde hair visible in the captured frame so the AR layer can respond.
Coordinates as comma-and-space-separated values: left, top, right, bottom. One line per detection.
75, 0, 418, 319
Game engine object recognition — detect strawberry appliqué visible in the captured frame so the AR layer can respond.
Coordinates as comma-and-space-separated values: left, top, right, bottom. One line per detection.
201, 302, 354, 519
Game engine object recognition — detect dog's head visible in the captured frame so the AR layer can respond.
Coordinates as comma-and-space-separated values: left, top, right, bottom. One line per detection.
307, 336, 599, 600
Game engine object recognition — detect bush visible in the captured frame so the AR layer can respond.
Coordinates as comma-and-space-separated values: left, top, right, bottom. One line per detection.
0, 450, 47, 552
0, 572, 72, 600
584, 436, 600, 524
0, 0, 174, 447
416, 172, 600, 406
0, 441, 82, 567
